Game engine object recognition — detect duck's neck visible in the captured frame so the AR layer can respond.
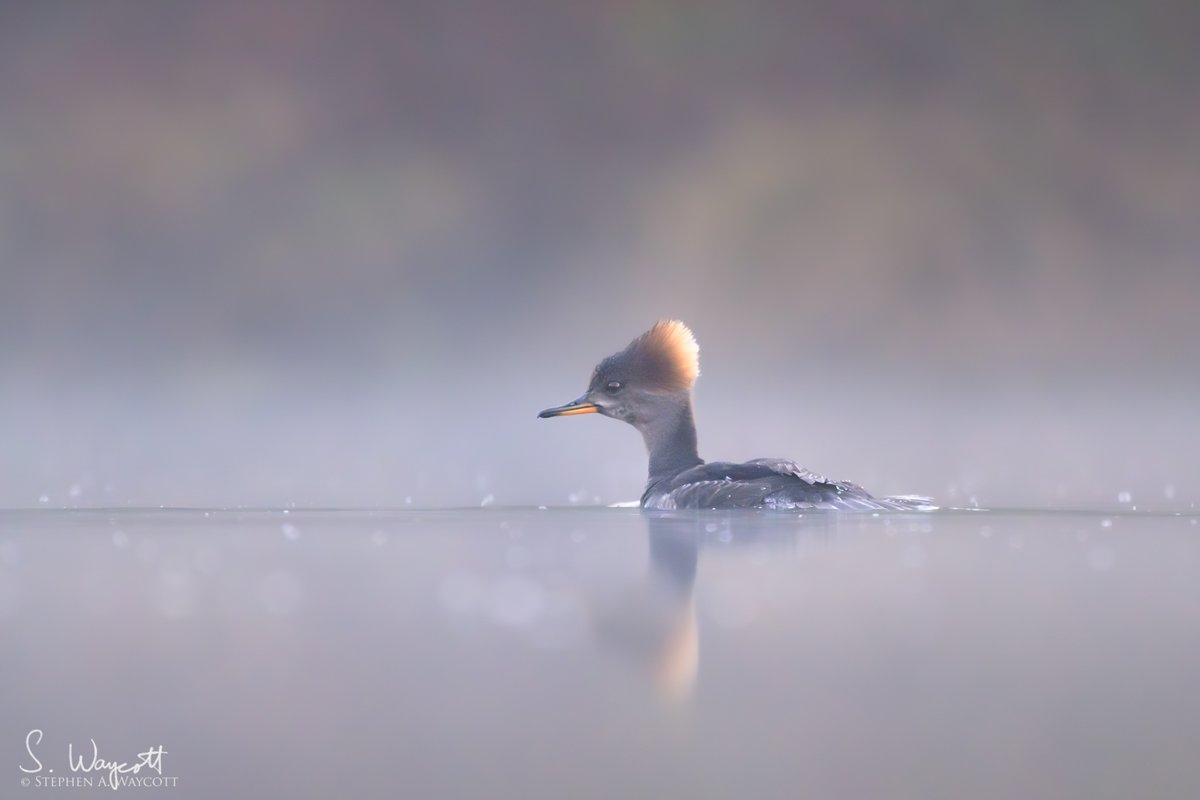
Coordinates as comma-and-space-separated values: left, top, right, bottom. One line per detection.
641, 396, 703, 483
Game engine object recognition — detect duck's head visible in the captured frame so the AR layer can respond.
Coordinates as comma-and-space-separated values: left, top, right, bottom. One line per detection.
538, 320, 700, 428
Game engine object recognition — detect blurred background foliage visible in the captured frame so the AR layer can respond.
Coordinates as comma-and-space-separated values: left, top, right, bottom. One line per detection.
1, 0, 1197, 509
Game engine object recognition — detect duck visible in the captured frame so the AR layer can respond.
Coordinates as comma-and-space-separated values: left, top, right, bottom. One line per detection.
538, 320, 934, 511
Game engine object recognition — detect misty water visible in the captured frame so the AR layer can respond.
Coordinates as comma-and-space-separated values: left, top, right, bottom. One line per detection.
3, 506, 1198, 799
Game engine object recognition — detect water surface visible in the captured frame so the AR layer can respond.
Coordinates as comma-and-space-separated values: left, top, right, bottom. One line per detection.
2, 508, 1198, 799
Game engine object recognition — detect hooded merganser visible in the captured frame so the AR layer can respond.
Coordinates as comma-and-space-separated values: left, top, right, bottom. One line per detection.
538, 320, 934, 511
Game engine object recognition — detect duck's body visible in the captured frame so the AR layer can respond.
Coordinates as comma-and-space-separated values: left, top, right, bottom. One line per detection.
643, 459, 933, 511
539, 321, 933, 512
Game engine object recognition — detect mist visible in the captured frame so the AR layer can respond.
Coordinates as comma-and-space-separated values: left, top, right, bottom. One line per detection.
2, 1, 1197, 510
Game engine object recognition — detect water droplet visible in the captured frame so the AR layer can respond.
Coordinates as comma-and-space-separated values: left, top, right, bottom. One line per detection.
1099, 518, 1113, 529
1117, 491, 1132, 504
281, 523, 300, 541
68, 484, 82, 498
111, 530, 129, 549
370, 530, 388, 547
38, 495, 49, 504
480, 493, 495, 507
1164, 484, 1176, 500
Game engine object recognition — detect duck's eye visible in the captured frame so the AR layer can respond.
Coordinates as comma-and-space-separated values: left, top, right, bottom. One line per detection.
605, 381, 623, 393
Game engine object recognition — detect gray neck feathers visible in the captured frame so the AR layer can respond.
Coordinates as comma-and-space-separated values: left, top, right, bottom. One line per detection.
639, 394, 703, 483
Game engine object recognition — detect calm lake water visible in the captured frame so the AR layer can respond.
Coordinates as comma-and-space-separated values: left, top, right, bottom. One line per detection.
3, 507, 1199, 799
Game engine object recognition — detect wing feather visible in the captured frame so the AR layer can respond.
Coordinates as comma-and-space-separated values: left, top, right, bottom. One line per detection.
643, 459, 936, 511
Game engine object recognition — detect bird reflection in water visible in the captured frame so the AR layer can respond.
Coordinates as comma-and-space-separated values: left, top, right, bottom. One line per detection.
593, 511, 840, 701
593, 512, 701, 701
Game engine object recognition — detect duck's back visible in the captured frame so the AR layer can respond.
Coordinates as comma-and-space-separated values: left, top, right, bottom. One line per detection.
642, 459, 934, 511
